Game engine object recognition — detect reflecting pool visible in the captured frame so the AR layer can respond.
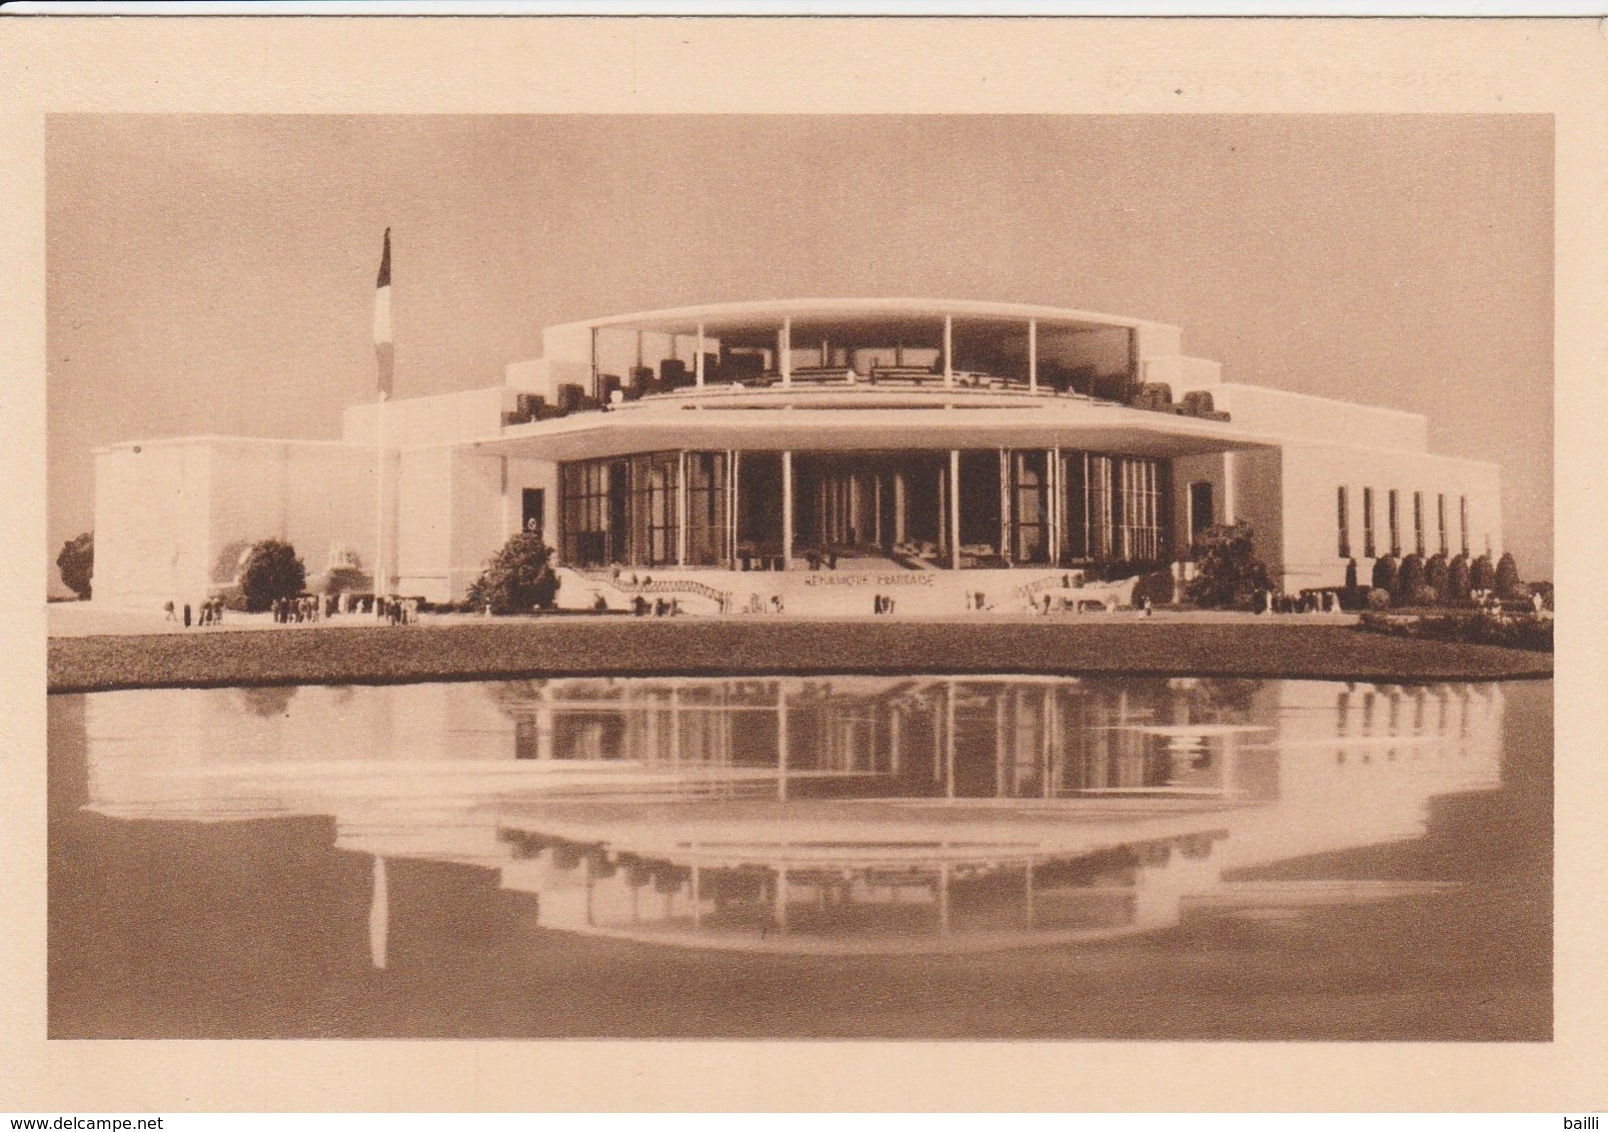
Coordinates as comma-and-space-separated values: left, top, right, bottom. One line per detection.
48, 675, 1551, 1039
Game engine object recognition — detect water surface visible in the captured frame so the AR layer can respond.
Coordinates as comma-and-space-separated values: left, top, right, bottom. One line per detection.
48, 674, 1550, 1039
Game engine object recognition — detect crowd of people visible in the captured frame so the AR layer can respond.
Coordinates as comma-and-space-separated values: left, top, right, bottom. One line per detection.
1254, 589, 1343, 614
630, 595, 681, 617
164, 597, 225, 627
161, 591, 428, 629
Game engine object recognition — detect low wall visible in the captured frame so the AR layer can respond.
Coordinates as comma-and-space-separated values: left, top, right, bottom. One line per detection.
559, 566, 1126, 617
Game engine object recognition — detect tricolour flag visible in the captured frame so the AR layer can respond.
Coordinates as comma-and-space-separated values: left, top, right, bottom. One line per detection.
373, 227, 394, 398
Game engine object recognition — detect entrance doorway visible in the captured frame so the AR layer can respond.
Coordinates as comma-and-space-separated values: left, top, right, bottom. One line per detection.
522, 488, 546, 537
1188, 481, 1214, 547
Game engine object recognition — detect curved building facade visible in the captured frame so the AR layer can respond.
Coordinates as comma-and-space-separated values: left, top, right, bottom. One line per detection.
92, 298, 1503, 612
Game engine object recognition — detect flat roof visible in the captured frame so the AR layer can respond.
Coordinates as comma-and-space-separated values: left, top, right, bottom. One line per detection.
548, 297, 1167, 335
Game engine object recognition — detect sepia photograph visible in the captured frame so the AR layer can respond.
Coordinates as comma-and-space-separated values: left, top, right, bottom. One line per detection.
43, 110, 1554, 1042
6, 12, 1603, 1116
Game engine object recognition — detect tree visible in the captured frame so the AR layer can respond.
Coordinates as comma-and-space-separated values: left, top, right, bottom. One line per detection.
469, 531, 561, 614
1495, 552, 1522, 598
1471, 553, 1496, 593
1371, 554, 1400, 595
1447, 553, 1472, 601
56, 531, 94, 600
1185, 521, 1271, 611
239, 539, 307, 612
1425, 553, 1449, 602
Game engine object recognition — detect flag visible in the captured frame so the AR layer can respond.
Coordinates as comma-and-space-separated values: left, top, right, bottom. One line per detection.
373, 228, 394, 398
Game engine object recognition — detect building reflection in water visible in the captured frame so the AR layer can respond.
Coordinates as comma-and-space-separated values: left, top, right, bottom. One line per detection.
79, 676, 1504, 955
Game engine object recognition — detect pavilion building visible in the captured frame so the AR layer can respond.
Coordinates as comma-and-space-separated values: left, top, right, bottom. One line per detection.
91, 298, 1502, 613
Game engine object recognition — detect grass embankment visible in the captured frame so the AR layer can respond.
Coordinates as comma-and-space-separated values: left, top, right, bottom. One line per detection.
48, 619, 1553, 693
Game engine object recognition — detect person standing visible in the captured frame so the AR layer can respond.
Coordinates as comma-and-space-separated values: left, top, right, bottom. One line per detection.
182, 602, 192, 628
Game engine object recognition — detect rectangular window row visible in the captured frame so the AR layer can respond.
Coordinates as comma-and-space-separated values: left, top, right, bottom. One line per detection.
1341, 486, 1467, 560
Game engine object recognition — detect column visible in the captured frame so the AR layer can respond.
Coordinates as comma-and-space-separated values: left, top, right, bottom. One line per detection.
943, 315, 954, 388
676, 451, 688, 566
873, 474, 883, 547
780, 317, 792, 387
1048, 448, 1061, 565
727, 449, 740, 568
949, 449, 962, 570
781, 450, 794, 567
999, 448, 1011, 561
695, 322, 705, 388
1084, 451, 1093, 558
1028, 318, 1038, 393
1223, 451, 1237, 524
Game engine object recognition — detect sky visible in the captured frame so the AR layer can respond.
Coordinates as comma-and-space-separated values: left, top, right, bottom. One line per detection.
46, 114, 1553, 590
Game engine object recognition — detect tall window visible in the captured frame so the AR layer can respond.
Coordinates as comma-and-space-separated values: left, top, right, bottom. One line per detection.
1362, 487, 1375, 558
1413, 491, 1425, 557
1118, 457, 1164, 561
1437, 494, 1448, 556
1337, 486, 1351, 558
684, 452, 729, 566
1087, 455, 1115, 559
1460, 495, 1469, 555
1387, 489, 1401, 556
1070, 452, 1165, 562
627, 453, 680, 566
560, 461, 611, 566
1010, 450, 1050, 564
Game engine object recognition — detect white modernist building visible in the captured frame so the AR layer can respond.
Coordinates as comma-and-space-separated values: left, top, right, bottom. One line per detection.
91, 298, 1502, 614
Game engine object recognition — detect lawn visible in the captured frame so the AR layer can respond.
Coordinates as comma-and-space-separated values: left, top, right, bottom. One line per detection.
48, 617, 1553, 693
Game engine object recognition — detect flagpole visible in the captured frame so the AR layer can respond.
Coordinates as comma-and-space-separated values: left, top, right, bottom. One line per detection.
375, 387, 386, 601
373, 228, 394, 602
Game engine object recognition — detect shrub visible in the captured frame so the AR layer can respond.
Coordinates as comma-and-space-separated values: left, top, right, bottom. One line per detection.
1395, 554, 1425, 607
56, 531, 94, 600
1366, 587, 1393, 611
1471, 553, 1496, 592
1413, 585, 1439, 607
1371, 554, 1399, 595
1447, 554, 1472, 601
1131, 569, 1176, 607
1495, 552, 1522, 598
1185, 522, 1271, 611
239, 539, 307, 612
1425, 553, 1449, 600
469, 531, 561, 614
1356, 610, 1552, 653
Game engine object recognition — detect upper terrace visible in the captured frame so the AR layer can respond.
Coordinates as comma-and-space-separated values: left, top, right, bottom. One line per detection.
340, 299, 1428, 455
506, 298, 1227, 423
